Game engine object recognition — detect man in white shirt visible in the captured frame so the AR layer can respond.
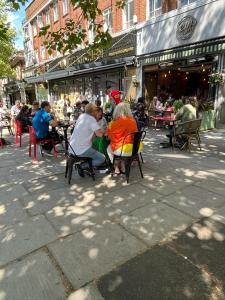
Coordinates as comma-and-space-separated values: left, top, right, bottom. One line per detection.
11, 100, 21, 117
69, 103, 105, 174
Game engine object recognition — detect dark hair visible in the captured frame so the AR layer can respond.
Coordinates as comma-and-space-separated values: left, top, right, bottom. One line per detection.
137, 97, 145, 104
106, 86, 111, 90
81, 100, 89, 106
41, 101, 50, 109
95, 99, 102, 107
33, 101, 39, 106
96, 106, 103, 113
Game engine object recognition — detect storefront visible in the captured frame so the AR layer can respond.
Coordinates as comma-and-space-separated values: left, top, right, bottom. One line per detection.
136, 0, 225, 122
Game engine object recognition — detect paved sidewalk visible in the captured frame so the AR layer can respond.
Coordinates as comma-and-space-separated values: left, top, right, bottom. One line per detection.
0, 128, 225, 299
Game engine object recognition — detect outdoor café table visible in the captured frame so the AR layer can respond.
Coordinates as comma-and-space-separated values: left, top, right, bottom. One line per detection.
150, 115, 176, 129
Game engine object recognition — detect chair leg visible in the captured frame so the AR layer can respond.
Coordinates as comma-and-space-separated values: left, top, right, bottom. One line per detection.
197, 133, 202, 151
68, 162, 74, 184
65, 159, 69, 178
125, 159, 131, 184
140, 153, 144, 164
137, 156, 144, 179
19, 135, 22, 147
15, 134, 18, 145
34, 143, 37, 160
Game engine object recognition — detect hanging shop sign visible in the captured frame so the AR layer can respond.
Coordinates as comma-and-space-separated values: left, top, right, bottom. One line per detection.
176, 16, 197, 41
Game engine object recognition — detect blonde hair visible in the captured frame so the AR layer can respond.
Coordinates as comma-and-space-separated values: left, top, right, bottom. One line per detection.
85, 103, 96, 115
113, 103, 133, 120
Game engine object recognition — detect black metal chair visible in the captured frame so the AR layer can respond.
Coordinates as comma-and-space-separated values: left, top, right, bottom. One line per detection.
112, 131, 146, 183
65, 143, 95, 184
172, 119, 202, 151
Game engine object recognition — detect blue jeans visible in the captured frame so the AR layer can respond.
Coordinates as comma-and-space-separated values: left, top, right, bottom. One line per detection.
79, 147, 105, 169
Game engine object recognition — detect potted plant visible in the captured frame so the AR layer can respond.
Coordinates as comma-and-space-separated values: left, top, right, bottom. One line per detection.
208, 73, 224, 85
198, 99, 215, 131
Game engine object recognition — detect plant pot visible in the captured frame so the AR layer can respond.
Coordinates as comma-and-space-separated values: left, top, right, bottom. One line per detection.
199, 110, 215, 131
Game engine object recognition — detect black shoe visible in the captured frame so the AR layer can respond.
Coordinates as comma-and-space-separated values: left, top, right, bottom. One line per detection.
77, 165, 85, 178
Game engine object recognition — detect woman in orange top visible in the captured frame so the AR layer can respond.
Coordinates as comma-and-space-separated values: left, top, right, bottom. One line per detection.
107, 103, 138, 174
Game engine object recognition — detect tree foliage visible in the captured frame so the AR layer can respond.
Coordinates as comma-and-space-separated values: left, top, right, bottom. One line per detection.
0, 0, 16, 77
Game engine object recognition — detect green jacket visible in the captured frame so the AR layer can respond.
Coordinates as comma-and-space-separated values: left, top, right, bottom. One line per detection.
176, 104, 196, 123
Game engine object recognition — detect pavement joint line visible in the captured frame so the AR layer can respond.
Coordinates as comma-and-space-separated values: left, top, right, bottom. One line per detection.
192, 182, 225, 199
44, 246, 74, 297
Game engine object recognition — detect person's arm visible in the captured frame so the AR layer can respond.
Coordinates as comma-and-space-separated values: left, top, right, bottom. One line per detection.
95, 128, 104, 137
49, 118, 58, 127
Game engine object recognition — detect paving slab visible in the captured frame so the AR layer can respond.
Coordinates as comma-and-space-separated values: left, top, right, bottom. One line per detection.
140, 173, 194, 196
67, 283, 104, 300
45, 183, 161, 236
0, 184, 28, 202
0, 215, 57, 267
48, 222, 146, 289
120, 202, 195, 246
211, 205, 225, 225
97, 245, 221, 300
195, 177, 225, 197
0, 250, 66, 300
169, 218, 225, 288
162, 185, 225, 218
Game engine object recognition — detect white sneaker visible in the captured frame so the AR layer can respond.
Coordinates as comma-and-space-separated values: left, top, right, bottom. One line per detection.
42, 150, 54, 157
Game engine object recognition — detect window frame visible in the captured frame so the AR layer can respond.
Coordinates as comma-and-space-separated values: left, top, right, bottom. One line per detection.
53, 2, 59, 22
62, 0, 68, 16
37, 14, 43, 28
40, 45, 45, 60
32, 21, 37, 36
148, 0, 162, 19
179, 0, 197, 7
103, 7, 112, 32
123, 0, 134, 30
45, 9, 50, 25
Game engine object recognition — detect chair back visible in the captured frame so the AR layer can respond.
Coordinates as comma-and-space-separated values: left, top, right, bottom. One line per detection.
28, 125, 37, 143
15, 120, 23, 134
132, 131, 146, 156
181, 119, 202, 134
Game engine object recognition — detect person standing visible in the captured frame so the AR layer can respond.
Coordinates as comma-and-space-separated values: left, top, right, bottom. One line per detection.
106, 86, 124, 107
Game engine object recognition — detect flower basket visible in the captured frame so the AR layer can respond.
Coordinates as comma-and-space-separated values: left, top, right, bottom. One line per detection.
208, 73, 224, 85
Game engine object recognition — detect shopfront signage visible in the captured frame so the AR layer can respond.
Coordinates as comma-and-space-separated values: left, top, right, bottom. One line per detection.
176, 16, 197, 40
108, 47, 134, 57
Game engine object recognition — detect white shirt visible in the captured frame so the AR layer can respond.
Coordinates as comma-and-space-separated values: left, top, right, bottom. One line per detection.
69, 113, 100, 155
11, 105, 21, 116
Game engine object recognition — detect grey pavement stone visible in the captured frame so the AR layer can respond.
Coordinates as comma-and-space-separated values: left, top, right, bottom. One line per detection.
0, 184, 28, 201
195, 177, 225, 197
67, 284, 104, 300
140, 173, 194, 196
0, 250, 66, 300
211, 205, 225, 225
98, 246, 219, 300
48, 222, 146, 289
120, 202, 195, 246
162, 185, 225, 218
0, 215, 57, 267
0, 197, 29, 229
169, 218, 225, 289
45, 183, 161, 236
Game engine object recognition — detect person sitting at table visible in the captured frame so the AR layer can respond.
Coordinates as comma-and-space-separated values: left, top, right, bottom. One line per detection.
167, 97, 197, 147
30, 101, 40, 117
107, 103, 138, 175
32, 101, 59, 156
15, 105, 32, 132
133, 103, 148, 131
69, 103, 105, 176
73, 101, 83, 120
81, 100, 89, 112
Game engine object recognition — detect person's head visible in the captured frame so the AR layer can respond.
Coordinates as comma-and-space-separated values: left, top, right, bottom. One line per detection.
113, 103, 132, 120
41, 101, 51, 113
20, 105, 29, 114
137, 97, 145, 104
15, 100, 21, 108
21, 102, 25, 107
187, 96, 197, 107
95, 107, 103, 121
153, 96, 158, 104
137, 103, 145, 112
95, 99, 102, 107
32, 101, 39, 110
85, 103, 98, 118
75, 101, 82, 109
106, 86, 112, 94
0, 101, 3, 107
81, 100, 89, 108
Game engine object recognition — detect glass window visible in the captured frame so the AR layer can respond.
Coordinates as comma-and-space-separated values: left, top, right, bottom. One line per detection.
53, 2, 59, 22
45, 9, 50, 25
32, 21, 37, 36
88, 21, 95, 44
62, 0, 68, 15
180, 0, 197, 6
41, 46, 45, 60
123, 0, 134, 30
103, 8, 112, 32
149, 0, 161, 18
37, 15, 43, 28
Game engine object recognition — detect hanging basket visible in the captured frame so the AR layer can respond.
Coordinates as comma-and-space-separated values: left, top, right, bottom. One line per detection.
208, 73, 224, 85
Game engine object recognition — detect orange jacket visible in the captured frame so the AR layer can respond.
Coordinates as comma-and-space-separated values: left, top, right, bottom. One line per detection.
107, 116, 138, 151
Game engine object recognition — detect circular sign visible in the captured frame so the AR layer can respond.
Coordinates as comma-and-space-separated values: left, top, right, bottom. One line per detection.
176, 16, 197, 40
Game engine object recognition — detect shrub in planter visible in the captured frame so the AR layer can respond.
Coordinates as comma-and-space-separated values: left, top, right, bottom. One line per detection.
173, 99, 184, 112
198, 100, 215, 131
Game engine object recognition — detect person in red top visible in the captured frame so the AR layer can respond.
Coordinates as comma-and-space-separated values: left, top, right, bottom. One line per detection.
106, 86, 124, 106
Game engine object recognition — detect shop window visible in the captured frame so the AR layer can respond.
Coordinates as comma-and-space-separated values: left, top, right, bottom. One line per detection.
179, 0, 197, 6
53, 2, 59, 22
123, 0, 134, 30
149, 0, 161, 18
37, 15, 43, 28
103, 8, 112, 32
62, 0, 68, 15
88, 21, 95, 44
45, 9, 50, 25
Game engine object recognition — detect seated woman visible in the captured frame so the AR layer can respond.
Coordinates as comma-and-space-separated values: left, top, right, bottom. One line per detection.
107, 103, 138, 175
15, 105, 32, 132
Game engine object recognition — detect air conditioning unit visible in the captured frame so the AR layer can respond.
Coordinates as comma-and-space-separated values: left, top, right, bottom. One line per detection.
133, 15, 138, 24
